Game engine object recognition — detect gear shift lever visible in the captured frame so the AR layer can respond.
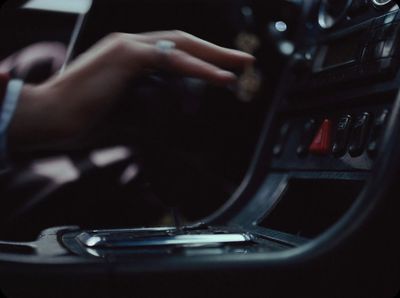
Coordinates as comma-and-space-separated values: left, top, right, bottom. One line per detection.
127, 75, 214, 232
131, 75, 199, 232
171, 207, 183, 231
145, 147, 193, 232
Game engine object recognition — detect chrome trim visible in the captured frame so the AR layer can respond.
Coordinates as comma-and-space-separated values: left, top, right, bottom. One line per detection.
318, 0, 352, 29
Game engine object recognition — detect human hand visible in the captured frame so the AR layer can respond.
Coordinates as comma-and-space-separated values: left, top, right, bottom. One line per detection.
9, 31, 255, 148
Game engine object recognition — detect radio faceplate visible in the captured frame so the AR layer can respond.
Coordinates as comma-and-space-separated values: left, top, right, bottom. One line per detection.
292, 8, 400, 97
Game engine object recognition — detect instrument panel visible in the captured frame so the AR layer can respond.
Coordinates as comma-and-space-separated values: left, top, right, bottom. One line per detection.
270, 0, 400, 172
319, 0, 397, 30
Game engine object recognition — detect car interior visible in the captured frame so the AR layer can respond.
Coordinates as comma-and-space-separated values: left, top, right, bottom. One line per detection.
0, 0, 400, 297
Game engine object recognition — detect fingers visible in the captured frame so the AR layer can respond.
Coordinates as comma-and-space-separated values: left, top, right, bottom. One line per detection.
122, 31, 255, 69
60, 31, 252, 88
122, 40, 238, 85
156, 48, 238, 85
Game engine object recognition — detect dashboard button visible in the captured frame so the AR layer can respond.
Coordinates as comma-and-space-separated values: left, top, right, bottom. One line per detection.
363, 45, 377, 62
368, 109, 390, 157
349, 113, 372, 157
297, 119, 318, 157
273, 122, 291, 157
384, 11, 398, 23
374, 41, 385, 58
309, 119, 332, 155
382, 39, 395, 57
332, 115, 352, 157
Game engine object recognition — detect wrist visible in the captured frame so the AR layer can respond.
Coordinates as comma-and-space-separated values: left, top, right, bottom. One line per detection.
8, 84, 44, 148
8, 82, 87, 150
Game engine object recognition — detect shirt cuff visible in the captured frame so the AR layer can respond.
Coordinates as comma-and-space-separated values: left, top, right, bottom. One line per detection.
0, 79, 24, 168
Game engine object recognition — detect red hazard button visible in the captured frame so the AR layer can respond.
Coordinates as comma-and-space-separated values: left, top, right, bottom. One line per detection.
309, 119, 332, 155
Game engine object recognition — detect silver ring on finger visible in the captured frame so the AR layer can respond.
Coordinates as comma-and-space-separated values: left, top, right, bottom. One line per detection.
155, 40, 176, 54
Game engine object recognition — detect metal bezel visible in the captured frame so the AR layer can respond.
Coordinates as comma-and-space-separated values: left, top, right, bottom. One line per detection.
318, 0, 353, 30
371, 0, 393, 8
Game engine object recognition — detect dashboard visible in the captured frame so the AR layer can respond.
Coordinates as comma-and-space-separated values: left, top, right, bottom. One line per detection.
1, 0, 400, 297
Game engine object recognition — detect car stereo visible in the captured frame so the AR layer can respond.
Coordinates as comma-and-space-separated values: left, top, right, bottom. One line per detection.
293, 1, 400, 94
